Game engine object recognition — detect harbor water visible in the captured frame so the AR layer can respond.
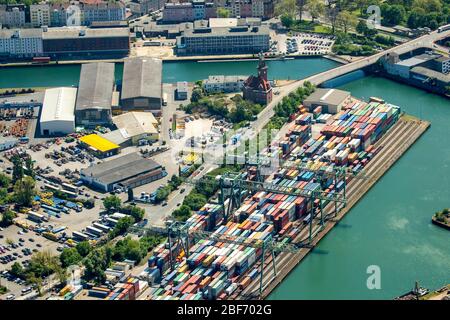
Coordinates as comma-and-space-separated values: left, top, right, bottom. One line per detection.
0, 59, 448, 299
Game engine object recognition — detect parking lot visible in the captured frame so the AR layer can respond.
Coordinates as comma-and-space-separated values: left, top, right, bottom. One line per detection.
273, 32, 335, 56
0, 224, 59, 300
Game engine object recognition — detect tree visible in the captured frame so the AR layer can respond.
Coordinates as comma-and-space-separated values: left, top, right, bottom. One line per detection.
24, 156, 35, 179
76, 241, 91, 257
308, 0, 325, 23
276, 0, 297, 20
191, 88, 204, 103
155, 186, 171, 203
103, 195, 121, 212
14, 176, 35, 207
83, 247, 112, 284
112, 237, 143, 263
109, 216, 135, 239
381, 4, 406, 26
60, 248, 82, 268
127, 187, 134, 202
11, 154, 24, 183
280, 14, 294, 29
10, 262, 24, 278
172, 205, 192, 222
326, 3, 340, 34
183, 192, 207, 211
0, 209, 17, 227
412, 0, 443, 13
27, 250, 60, 279
297, 0, 308, 22
217, 7, 230, 18
0, 173, 10, 188
338, 10, 357, 34
122, 205, 145, 222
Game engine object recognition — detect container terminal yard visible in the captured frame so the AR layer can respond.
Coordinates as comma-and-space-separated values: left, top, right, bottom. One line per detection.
133, 96, 430, 301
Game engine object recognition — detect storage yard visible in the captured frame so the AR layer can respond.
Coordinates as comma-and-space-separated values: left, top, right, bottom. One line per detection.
135, 95, 430, 301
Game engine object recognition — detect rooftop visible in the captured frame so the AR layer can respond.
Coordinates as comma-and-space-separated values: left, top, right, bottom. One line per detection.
81, 152, 162, 185
42, 26, 129, 39
209, 18, 238, 28
79, 134, 120, 152
181, 24, 270, 38
411, 66, 450, 83
121, 57, 162, 101
40, 87, 77, 123
0, 29, 42, 38
112, 111, 158, 138
303, 88, 351, 106
396, 52, 442, 67
76, 62, 115, 111
205, 75, 247, 84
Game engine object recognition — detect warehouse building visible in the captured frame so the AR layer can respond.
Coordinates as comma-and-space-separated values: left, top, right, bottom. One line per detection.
78, 134, 120, 158
42, 26, 130, 58
80, 152, 166, 192
303, 88, 351, 114
101, 112, 159, 147
120, 57, 162, 114
40, 87, 77, 136
75, 62, 115, 126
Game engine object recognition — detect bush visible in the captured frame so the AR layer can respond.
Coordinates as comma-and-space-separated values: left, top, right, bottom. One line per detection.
173, 205, 192, 222
183, 192, 207, 211
103, 195, 121, 212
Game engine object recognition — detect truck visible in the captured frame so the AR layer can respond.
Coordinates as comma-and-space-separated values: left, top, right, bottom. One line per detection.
162, 93, 168, 106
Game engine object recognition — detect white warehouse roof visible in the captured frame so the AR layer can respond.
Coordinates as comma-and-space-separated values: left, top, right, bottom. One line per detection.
41, 87, 77, 123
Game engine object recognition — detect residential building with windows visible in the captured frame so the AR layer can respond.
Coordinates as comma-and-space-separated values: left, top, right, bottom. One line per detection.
80, 1, 126, 26
0, 29, 43, 58
176, 23, 270, 55
30, 4, 51, 28
0, 4, 26, 28
162, 2, 194, 23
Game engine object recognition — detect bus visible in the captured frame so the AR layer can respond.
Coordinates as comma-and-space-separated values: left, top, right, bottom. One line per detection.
72, 231, 89, 242
437, 24, 450, 33
62, 182, 79, 193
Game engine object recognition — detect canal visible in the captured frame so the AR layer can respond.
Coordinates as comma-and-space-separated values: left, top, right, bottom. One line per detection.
0, 58, 339, 88
0, 58, 448, 299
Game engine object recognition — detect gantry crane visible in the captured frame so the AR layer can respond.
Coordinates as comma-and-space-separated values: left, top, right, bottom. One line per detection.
129, 220, 300, 298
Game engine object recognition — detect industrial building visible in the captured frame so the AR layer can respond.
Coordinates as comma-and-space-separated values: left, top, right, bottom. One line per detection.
101, 112, 159, 147
78, 134, 120, 158
303, 88, 351, 114
42, 26, 130, 58
75, 62, 115, 127
39, 87, 77, 136
80, 152, 166, 192
120, 57, 162, 114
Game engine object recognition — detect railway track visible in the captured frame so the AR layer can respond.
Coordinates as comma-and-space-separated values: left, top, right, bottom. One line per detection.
235, 117, 430, 299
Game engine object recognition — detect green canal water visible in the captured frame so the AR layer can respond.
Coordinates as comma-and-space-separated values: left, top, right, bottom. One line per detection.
0, 59, 448, 299
269, 76, 450, 300
0, 58, 339, 88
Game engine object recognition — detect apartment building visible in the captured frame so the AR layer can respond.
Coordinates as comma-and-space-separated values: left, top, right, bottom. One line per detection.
30, 4, 51, 27
0, 29, 43, 58
176, 23, 270, 55
0, 5, 26, 28
80, 1, 126, 26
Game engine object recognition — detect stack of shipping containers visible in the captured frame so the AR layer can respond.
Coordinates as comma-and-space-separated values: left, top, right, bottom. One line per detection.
144, 97, 400, 300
